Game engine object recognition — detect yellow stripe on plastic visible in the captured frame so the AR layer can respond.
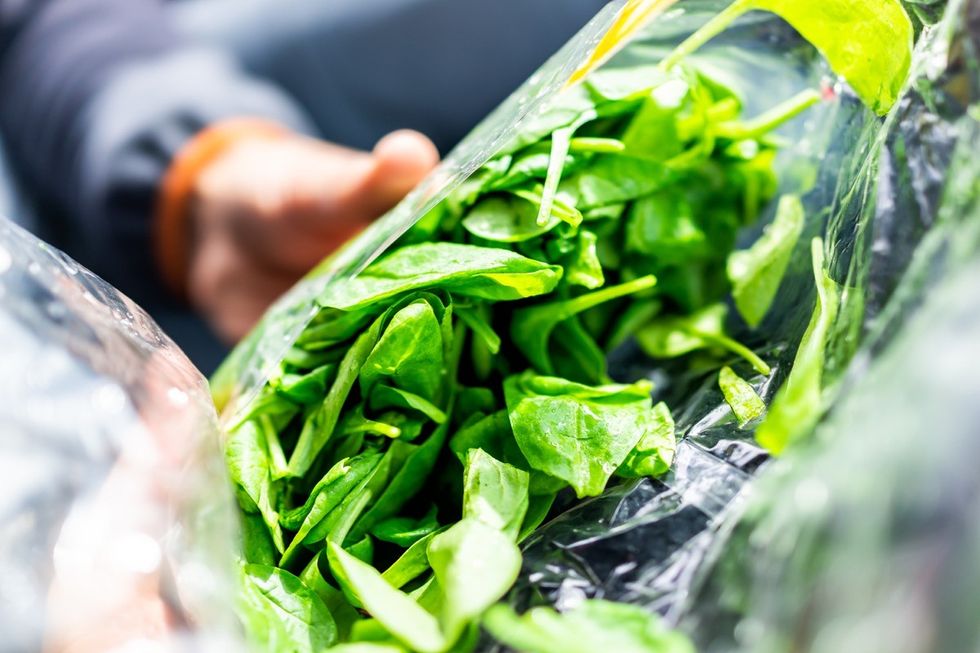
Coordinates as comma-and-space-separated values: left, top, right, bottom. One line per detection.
567, 0, 680, 87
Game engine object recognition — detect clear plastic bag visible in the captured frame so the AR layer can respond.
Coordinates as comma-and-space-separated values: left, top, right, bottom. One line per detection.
0, 218, 240, 652
6, 0, 974, 650
502, 0, 980, 649
207, 0, 914, 642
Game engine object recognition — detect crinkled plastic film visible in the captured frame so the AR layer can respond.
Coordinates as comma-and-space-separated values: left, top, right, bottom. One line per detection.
678, 4, 980, 650
0, 218, 239, 652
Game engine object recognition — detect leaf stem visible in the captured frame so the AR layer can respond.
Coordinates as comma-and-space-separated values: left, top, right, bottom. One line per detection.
694, 330, 771, 376
715, 88, 822, 140
658, 0, 750, 71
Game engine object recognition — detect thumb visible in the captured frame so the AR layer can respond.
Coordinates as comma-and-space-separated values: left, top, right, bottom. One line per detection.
359, 129, 440, 214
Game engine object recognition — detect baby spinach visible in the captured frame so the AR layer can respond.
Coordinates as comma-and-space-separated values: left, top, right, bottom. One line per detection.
728, 194, 805, 328
756, 239, 840, 454
427, 519, 522, 644
660, 0, 912, 115
461, 448, 529, 540
504, 372, 654, 498
637, 303, 771, 375
319, 243, 563, 311
483, 600, 695, 653
618, 401, 676, 479
328, 543, 446, 653
238, 564, 338, 652
719, 366, 767, 427
217, 0, 914, 647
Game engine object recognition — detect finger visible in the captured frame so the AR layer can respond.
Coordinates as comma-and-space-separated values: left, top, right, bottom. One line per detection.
188, 225, 295, 344
296, 129, 439, 224
368, 129, 441, 207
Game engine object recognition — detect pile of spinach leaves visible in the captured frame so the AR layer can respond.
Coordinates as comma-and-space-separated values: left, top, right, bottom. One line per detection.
219, 1, 912, 651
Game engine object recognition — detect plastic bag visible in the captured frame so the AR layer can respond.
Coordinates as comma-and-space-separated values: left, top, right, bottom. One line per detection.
678, 5, 980, 651
0, 218, 239, 652
503, 0, 980, 647
207, 0, 972, 650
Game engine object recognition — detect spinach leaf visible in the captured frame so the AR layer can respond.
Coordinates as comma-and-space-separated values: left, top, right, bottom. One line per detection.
272, 364, 337, 404
461, 448, 529, 540
371, 505, 440, 548
319, 243, 562, 310
449, 411, 517, 465
625, 189, 709, 264
455, 305, 501, 355
427, 519, 522, 643
360, 299, 446, 402
728, 194, 804, 327
483, 600, 695, 653
562, 155, 673, 208
279, 453, 384, 566
226, 420, 284, 553
462, 196, 560, 243
719, 366, 766, 426
328, 542, 446, 653
288, 320, 383, 478
563, 230, 605, 289
299, 553, 362, 640
238, 564, 338, 652
636, 303, 771, 375
368, 386, 447, 425
240, 512, 278, 566
511, 275, 656, 375
380, 529, 444, 589
622, 76, 695, 162
296, 308, 378, 350
618, 401, 676, 478
744, 0, 912, 115
756, 238, 839, 454
504, 372, 653, 498
349, 422, 450, 542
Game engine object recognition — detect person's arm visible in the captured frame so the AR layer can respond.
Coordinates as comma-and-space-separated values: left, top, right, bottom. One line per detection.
0, 0, 437, 344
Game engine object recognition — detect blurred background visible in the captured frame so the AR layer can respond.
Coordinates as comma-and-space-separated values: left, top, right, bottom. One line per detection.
0, 0, 610, 374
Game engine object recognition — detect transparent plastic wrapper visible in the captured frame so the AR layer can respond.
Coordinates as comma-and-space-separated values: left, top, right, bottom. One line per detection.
208, 0, 974, 651
679, 5, 980, 650
0, 218, 239, 652
504, 0, 980, 647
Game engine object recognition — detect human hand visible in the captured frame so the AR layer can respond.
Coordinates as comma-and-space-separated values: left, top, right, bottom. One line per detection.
186, 129, 439, 343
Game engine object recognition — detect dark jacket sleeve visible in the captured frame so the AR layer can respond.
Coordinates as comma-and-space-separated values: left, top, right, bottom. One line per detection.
0, 0, 313, 301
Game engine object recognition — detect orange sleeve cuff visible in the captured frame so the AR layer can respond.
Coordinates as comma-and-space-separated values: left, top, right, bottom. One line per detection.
155, 118, 288, 298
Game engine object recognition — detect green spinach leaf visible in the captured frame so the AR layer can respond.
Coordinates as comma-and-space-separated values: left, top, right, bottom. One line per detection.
756, 238, 839, 454
483, 600, 695, 653
504, 372, 653, 498
719, 366, 766, 426
728, 194, 804, 327
462, 448, 529, 540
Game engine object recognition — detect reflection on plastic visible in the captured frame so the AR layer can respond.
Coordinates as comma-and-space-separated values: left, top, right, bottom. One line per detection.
0, 219, 238, 652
